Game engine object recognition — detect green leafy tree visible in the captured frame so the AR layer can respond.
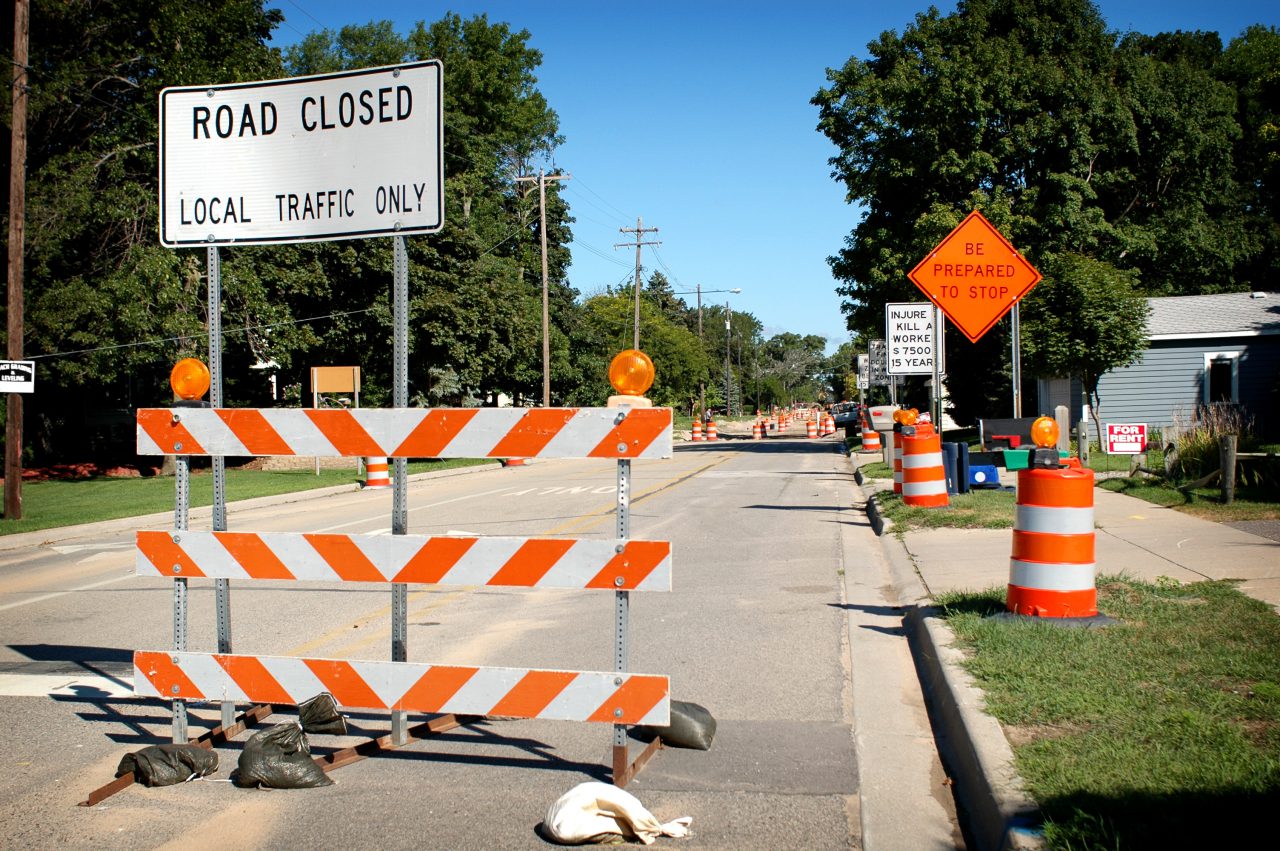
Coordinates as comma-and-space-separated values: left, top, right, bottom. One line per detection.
1022, 254, 1150, 439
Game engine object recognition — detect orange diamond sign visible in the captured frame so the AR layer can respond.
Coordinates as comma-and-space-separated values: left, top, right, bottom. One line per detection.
907, 210, 1042, 343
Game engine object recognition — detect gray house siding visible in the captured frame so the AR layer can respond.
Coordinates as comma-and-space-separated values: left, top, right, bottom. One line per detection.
1069, 338, 1280, 442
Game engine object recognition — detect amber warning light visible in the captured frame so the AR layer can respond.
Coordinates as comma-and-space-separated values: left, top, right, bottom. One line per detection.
608, 349, 655, 397
170, 358, 211, 401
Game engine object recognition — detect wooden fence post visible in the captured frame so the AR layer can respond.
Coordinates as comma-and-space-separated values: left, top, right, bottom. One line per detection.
1219, 434, 1237, 505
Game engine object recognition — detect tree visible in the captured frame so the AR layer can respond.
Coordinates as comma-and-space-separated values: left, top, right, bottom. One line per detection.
1021, 254, 1150, 439
813, 0, 1271, 420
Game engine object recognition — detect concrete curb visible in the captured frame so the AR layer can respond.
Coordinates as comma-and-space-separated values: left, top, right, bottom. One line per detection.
858, 472, 1045, 851
0, 460, 504, 552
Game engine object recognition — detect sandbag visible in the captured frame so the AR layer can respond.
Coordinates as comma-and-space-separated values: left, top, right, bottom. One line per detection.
298, 692, 347, 736
543, 781, 691, 845
638, 700, 716, 750
116, 744, 219, 787
234, 721, 333, 789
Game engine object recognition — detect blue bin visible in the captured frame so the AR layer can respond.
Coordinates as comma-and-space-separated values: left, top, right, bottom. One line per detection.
969, 465, 1001, 488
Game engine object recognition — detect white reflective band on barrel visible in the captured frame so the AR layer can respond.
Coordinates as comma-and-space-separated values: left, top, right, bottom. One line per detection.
903, 480, 948, 496
1014, 505, 1094, 535
1009, 559, 1096, 591
901, 451, 944, 469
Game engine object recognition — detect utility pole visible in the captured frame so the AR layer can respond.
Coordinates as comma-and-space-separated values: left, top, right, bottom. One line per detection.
6, 0, 29, 521
514, 169, 570, 406
615, 218, 660, 349
724, 302, 732, 417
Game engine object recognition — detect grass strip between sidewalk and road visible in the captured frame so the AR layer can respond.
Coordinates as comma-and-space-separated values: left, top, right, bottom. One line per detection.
0, 459, 492, 536
935, 579, 1280, 851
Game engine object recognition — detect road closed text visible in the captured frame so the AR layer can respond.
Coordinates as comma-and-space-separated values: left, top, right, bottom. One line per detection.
190, 86, 414, 139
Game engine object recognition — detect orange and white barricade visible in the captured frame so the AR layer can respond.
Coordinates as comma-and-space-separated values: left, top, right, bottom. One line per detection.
691, 419, 703, 441
134, 405, 675, 787
806, 419, 818, 438
899, 428, 949, 508
706, 418, 718, 441
861, 429, 881, 453
893, 437, 903, 494
364, 456, 391, 488
752, 421, 764, 440
1006, 461, 1097, 617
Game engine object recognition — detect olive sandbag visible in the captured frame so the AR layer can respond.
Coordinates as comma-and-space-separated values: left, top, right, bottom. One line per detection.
638, 700, 716, 750
234, 721, 333, 789
116, 743, 219, 787
298, 692, 347, 736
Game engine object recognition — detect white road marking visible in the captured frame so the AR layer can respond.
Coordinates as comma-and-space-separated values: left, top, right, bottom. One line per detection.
0, 572, 136, 613
50, 542, 133, 554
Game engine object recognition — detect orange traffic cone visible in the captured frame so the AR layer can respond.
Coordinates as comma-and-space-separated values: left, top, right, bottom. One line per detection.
364, 457, 391, 488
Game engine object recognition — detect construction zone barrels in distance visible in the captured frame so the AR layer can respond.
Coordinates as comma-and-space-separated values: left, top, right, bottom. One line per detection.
907, 210, 1042, 343
159, 61, 443, 247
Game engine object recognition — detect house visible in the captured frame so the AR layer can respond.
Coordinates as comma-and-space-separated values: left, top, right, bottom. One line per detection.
1037, 291, 1280, 443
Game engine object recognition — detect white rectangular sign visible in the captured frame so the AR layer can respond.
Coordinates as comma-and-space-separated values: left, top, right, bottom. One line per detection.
1106, 423, 1148, 454
159, 61, 443, 247
0, 360, 35, 393
867, 340, 888, 386
886, 303, 936, 375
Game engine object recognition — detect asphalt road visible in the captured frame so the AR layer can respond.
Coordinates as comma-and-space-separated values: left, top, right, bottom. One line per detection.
0, 435, 918, 849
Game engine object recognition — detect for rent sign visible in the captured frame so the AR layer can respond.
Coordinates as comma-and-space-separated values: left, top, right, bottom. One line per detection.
1106, 423, 1148, 454
159, 61, 443, 246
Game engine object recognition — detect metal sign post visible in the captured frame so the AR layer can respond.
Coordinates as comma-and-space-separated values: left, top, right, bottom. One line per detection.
172, 456, 189, 744
391, 236, 410, 745
208, 246, 235, 731
613, 456, 631, 775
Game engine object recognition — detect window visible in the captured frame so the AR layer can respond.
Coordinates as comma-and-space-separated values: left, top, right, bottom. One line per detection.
1203, 352, 1239, 404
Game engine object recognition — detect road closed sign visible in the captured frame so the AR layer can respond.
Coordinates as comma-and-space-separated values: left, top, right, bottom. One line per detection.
1106, 423, 1148, 454
907, 210, 1041, 343
159, 61, 443, 247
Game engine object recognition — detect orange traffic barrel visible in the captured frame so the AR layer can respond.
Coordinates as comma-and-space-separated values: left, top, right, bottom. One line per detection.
364, 457, 391, 488
900, 430, 948, 507
691, 419, 703, 442
861, 429, 881, 453
752, 421, 764, 440
806, 419, 818, 438
706, 419, 718, 441
893, 439, 903, 494
1007, 463, 1097, 617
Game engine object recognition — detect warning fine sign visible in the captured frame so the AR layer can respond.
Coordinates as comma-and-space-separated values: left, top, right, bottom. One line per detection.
907, 211, 1042, 343
1106, 423, 1148, 454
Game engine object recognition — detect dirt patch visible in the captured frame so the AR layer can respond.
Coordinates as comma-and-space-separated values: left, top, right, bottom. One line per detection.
1, 462, 160, 484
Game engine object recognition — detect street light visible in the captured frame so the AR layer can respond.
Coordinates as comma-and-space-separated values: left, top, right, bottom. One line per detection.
672, 285, 741, 420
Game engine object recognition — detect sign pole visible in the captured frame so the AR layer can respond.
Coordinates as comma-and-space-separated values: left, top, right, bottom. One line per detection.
933, 305, 943, 441
1011, 302, 1022, 418
391, 235, 410, 746
208, 245, 235, 731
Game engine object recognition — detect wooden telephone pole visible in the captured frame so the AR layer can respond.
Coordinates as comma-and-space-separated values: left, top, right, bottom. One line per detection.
515, 169, 570, 406
615, 218, 660, 349
5, 0, 29, 520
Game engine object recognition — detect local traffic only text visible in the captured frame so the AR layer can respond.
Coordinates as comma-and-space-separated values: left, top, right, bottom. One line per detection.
177, 83, 425, 227
932, 242, 1016, 300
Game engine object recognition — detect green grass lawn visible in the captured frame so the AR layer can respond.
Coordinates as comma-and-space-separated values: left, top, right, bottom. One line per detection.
0, 459, 491, 536
937, 578, 1280, 850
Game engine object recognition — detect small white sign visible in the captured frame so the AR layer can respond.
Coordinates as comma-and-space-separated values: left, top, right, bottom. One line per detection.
0, 360, 35, 393
1106, 423, 1148, 454
886, 303, 935, 375
159, 61, 443, 247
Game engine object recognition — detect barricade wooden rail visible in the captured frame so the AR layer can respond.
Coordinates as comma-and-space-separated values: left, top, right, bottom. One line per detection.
132, 404, 675, 787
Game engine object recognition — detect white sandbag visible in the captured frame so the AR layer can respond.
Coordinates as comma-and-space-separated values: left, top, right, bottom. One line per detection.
544, 781, 692, 845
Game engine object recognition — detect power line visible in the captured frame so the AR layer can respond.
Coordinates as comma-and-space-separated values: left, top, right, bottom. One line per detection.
570, 176, 633, 221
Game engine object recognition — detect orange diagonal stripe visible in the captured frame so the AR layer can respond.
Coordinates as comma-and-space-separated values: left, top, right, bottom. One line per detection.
488, 539, 575, 586
304, 534, 386, 582
136, 531, 207, 578
216, 532, 296, 580
134, 651, 204, 699
303, 409, 382, 456
215, 409, 294, 455
137, 409, 205, 455
392, 409, 479, 457
588, 408, 671, 458
586, 541, 670, 589
588, 675, 668, 725
489, 409, 577, 458
215, 654, 294, 704
303, 659, 385, 709
393, 536, 477, 584
488, 671, 577, 718
395, 665, 479, 713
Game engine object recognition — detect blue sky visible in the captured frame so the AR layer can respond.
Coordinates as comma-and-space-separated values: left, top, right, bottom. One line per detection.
269, 1, 1277, 354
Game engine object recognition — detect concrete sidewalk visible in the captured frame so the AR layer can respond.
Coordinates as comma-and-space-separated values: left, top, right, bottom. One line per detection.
854, 453, 1280, 850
